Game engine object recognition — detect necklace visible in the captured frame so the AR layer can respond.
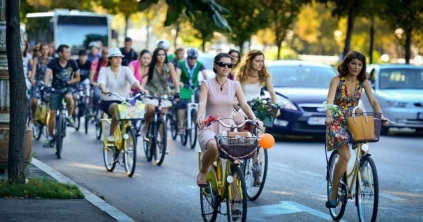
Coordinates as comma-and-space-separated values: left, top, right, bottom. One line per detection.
215, 78, 228, 91
249, 74, 258, 77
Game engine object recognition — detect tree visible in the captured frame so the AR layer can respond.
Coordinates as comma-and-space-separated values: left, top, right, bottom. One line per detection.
378, 0, 423, 64
6, 0, 27, 184
262, 0, 301, 59
218, 0, 270, 54
97, 0, 141, 38
191, 12, 215, 52
138, 0, 231, 32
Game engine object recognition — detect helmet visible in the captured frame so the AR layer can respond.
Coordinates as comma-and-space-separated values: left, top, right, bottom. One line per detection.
156, 39, 170, 51
186, 48, 198, 59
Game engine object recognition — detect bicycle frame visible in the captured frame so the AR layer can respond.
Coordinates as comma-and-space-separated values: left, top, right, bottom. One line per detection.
185, 84, 198, 131
342, 143, 369, 199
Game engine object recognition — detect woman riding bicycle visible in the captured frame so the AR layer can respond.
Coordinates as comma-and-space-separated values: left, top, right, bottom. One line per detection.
97, 48, 146, 143
140, 47, 180, 136
325, 51, 389, 208
129, 49, 151, 94
196, 53, 263, 187
29, 43, 52, 128
233, 49, 280, 125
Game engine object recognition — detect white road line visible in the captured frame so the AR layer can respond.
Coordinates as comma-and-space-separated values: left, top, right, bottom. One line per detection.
32, 158, 135, 222
248, 201, 348, 222
299, 170, 321, 177
379, 193, 406, 201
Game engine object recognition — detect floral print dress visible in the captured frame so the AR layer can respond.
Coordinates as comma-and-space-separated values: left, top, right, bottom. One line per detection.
326, 77, 364, 151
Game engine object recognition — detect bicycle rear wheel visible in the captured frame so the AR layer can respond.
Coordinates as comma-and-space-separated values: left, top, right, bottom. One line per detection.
327, 150, 347, 221
200, 186, 218, 222
181, 115, 188, 146
123, 127, 137, 177
153, 119, 167, 166
244, 148, 268, 201
166, 113, 177, 140
143, 121, 154, 162
356, 156, 379, 222
33, 122, 43, 141
189, 109, 197, 149
103, 143, 116, 172
74, 102, 81, 131
55, 114, 65, 159
84, 102, 89, 134
226, 166, 248, 222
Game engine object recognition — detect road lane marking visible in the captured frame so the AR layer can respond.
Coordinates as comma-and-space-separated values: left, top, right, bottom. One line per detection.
248, 201, 348, 222
379, 193, 406, 201
299, 170, 321, 177
32, 158, 135, 222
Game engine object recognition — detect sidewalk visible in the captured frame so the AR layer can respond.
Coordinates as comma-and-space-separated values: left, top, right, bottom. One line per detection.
0, 158, 135, 222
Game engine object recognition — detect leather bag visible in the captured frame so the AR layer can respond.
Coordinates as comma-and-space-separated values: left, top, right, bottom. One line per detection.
346, 106, 375, 142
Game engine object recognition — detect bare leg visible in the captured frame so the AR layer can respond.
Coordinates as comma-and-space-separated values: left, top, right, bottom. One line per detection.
330, 144, 351, 201
65, 94, 74, 117
200, 140, 219, 175
178, 109, 186, 129
31, 98, 38, 121
108, 103, 118, 136
48, 110, 57, 136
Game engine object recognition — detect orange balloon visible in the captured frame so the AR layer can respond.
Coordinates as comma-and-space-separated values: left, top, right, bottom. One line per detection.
259, 133, 275, 149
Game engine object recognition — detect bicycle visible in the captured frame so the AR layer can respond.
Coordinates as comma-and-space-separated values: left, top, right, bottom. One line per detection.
199, 117, 259, 222
32, 96, 49, 141
165, 101, 178, 141
143, 95, 173, 166
101, 92, 144, 177
73, 84, 90, 134
325, 112, 393, 222
180, 82, 199, 149
49, 90, 69, 159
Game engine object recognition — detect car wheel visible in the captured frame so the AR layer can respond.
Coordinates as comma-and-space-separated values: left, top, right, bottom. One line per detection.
380, 126, 389, 135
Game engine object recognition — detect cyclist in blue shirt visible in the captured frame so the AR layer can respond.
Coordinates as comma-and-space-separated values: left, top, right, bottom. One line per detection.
175, 48, 208, 135
43, 44, 80, 148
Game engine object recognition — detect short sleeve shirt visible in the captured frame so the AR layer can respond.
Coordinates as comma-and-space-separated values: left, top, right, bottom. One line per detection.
47, 58, 79, 91
76, 59, 92, 81
97, 66, 139, 101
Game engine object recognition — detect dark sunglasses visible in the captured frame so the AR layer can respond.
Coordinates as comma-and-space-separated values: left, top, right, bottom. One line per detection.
215, 62, 233, 68
188, 57, 197, 60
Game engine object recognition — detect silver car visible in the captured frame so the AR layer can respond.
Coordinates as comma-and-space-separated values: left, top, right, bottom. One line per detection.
362, 64, 423, 134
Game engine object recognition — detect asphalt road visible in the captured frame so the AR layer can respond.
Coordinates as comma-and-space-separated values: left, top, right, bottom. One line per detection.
32, 121, 423, 222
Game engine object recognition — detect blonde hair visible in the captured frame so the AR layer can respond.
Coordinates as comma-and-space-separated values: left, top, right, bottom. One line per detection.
234, 49, 270, 86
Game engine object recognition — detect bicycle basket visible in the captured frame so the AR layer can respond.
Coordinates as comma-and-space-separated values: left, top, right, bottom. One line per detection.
248, 100, 279, 127
346, 108, 382, 143
114, 100, 146, 121
215, 132, 258, 159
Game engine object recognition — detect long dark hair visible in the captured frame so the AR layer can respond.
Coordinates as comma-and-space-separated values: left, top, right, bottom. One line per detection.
138, 49, 150, 59
228, 49, 241, 67
338, 51, 367, 82
146, 47, 168, 83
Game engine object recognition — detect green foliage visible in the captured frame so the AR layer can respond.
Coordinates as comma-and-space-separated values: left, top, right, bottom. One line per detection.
378, 0, 423, 32
138, 0, 231, 31
218, 0, 270, 52
0, 177, 84, 199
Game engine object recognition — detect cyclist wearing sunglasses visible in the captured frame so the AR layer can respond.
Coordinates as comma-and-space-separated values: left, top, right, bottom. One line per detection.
175, 48, 208, 135
196, 53, 263, 187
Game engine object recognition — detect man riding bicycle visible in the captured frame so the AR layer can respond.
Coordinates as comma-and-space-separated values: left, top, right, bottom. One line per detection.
43, 44, 80, 148
73, 50, 92, 114
89, 47, 108, 115
175, 48, 208, 135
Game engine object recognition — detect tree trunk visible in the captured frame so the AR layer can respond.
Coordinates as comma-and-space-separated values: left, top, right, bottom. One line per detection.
174, 21, 180, 49
124, 14, 130, 38
145, 19, 151, 49
404, 27, 412, 64
239, 40, 244, 55
276, 40, 283, 60
369, 18, 375, 64
6, 0, 26, 184
342, 5, 357, 58
201, 39, 206, 52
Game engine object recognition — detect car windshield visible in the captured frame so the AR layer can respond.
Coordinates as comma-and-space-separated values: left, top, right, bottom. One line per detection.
379, 68, 423, 89
197, 54, 215, 70
268, 65, 336, 88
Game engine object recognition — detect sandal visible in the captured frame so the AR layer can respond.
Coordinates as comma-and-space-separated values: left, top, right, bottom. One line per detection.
177, 127, 184, 135
326, 187, 338, 208
197, 173, 207, 187
231, 209, 242, 221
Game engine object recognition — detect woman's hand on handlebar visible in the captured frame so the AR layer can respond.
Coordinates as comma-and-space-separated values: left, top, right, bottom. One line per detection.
196, 116, 204, 129
254, 119, 264, 130
325, 116, 334, 126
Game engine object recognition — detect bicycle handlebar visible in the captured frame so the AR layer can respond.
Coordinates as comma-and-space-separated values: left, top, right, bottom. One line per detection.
144, 94, 175, 101
105, 92, 144, 101
203, 116, 259, 128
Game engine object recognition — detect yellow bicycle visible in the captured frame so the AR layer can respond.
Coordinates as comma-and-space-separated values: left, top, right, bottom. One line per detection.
101, 92, 145, 177
198, 117, 259, 222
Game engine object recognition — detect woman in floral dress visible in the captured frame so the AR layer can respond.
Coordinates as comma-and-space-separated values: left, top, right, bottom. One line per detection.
325, 51, 389, 208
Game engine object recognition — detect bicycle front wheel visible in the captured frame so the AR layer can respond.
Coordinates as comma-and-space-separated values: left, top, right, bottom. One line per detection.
103, 143, 116, 172
153, 119, 167, 166
123, 127, 137, 177
143, 121, 154, 162
226, 166, 248, 222
327, 150, 347, 221
244, 148, 268, 201
189, 109, 197, 149
95, 117, 102, 140
84, 105, 89, 134
55, 114, 65, 159
356, 156, 379, 222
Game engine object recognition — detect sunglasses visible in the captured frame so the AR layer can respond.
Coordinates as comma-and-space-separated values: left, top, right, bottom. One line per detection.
188, 57, 197, 60
215, 62, 233, 68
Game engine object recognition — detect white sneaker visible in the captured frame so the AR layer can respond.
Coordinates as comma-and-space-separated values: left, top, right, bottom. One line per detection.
107, 135, 115, 143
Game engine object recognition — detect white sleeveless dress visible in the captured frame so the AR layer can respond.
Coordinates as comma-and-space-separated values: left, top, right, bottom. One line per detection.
238, 81, 263, 115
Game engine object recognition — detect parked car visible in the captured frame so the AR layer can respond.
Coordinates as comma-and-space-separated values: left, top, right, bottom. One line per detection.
197, 53, 216, 81
264, 60, 337, 136
362, 64, 423, 135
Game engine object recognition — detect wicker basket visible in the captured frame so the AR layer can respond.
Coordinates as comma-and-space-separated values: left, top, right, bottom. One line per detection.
215, 133, 258, 160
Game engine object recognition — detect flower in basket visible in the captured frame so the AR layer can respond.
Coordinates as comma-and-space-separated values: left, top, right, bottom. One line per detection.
250, 98, 280, 127
323, 101, 347, 128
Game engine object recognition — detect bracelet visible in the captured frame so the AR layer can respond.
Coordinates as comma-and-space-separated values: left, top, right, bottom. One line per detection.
326, 116, 333, 119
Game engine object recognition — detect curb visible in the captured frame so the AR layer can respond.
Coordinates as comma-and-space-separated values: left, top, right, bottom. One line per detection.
32, 158, 135, 222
